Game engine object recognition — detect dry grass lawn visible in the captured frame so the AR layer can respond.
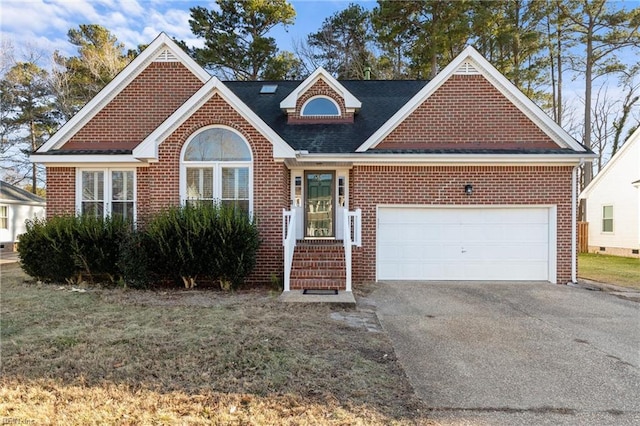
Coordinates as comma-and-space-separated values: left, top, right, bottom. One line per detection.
0, 263, 434, 425
578, 253, 640, 289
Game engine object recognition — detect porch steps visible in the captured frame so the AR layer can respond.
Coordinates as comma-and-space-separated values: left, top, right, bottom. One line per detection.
290, 242, 346, 291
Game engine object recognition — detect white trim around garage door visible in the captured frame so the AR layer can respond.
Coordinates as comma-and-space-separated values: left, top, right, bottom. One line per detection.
376, 205, 557, 283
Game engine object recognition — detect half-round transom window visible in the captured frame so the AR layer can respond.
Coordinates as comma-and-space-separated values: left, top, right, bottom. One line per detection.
183, 128, 251, 161
301, 97, 340, 116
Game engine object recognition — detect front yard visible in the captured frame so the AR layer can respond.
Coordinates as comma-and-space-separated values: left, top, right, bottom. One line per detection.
0, 263, 430, 425
578, 253, 640, 290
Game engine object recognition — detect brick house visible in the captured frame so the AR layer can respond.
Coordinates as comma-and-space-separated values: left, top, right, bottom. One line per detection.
32, 33, 594, 293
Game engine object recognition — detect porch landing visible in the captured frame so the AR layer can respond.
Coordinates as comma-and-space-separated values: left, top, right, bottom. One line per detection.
279, 290, 356, 305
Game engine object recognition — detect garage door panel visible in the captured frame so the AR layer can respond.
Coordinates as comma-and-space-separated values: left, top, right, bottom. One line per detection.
377, 207, 552, 281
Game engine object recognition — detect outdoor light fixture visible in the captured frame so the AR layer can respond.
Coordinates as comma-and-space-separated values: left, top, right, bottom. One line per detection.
465, 184, 473, 195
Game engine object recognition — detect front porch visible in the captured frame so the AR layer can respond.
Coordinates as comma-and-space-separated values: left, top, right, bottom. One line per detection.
282, 208, 361, 300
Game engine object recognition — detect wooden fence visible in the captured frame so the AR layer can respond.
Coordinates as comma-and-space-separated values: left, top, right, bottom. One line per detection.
578, 222, 589, 253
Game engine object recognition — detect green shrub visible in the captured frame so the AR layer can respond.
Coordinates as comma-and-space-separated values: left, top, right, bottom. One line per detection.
117, 230, 154, 289
18, 216, 77, 283
18, 215, 131, 284
18, 204, 260, 290
144, 203, 259, 290
70, 215, 130, 283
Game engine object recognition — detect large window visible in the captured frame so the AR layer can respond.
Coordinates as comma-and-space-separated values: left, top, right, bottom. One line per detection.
602, 205, 613, 233
181, 127, 252, 211
78, 169, 135, 221
301, 97, 340, 116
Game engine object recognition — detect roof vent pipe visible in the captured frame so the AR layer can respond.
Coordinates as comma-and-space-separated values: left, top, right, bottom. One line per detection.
364, 67, 371, 80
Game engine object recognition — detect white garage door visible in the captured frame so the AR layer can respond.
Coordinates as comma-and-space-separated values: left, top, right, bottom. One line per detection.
377, 207, 555, 281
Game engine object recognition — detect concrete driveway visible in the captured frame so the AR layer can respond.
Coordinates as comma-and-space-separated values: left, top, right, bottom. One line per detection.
370, 281, 640, 425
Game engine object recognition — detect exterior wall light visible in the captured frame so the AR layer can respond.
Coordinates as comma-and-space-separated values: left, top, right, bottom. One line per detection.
465, 184, 473, 195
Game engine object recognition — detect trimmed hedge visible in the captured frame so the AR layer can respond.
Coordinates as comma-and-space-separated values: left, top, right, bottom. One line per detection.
18, 215, 129, 284
138, 203, 260, 290
18, 204, 260, 290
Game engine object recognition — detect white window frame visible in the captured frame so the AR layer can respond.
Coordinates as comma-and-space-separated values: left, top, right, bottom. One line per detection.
300, 96, 341, 117
76, 168, 136, 221
0, 205, 7, 229
602, 205, 614, 233
179, 125, 253, 213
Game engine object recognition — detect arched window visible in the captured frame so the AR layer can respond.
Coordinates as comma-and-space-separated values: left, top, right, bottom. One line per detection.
181, 127, 252, 212
301, 97, 340, 116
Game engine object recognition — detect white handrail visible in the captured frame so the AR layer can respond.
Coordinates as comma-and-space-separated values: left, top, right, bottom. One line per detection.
343, 209, 362, 292
283, 209, 296, 292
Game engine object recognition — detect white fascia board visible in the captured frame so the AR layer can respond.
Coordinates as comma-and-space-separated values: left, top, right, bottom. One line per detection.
294, 152, 595, 165
0, 199, 46, 206
580, 126, 640, 199
357, 46, 585, 153
280, 67, 361, 110
133, 77, 296, 160
37, 33, 210, 153
30, 154, 145, 165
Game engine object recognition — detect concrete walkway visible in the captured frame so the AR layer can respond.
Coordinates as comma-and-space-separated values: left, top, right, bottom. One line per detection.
370, 281, 640, 425
0, 251, 19, 265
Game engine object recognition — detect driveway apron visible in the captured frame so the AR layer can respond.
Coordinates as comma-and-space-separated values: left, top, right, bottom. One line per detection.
370, 281, 640, 426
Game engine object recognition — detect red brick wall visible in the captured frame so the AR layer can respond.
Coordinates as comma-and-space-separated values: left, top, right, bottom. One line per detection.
289, 79, 354, 123
45, 167, 76, 217
63, 62, 203, 151
136, 92, 289, 284
376, 75, 558, 150
350, 165, 574, 284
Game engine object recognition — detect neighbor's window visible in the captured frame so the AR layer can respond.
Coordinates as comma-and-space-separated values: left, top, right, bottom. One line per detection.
301, 97, 340, 116
182, 127, 252, 212
0, 205, 7, 229
78, 169, 135, 221
602, 205, 613, 232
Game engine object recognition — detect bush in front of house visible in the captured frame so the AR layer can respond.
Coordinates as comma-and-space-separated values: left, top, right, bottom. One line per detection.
18, 216, 77, 283
141, 203, 260, 290
18, 215, 130, 284
18, 204, 260, 290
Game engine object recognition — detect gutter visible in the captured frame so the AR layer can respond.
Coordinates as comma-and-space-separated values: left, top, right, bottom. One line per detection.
570, 158, 585, 284
290, 152, 598, 165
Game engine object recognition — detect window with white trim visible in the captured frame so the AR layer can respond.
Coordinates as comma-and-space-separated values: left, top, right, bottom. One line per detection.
78, 169, 135, 221
602, 205, 613, 233
181, 127, 252, 212
0, 205, 7, 229
301, 97, 340, 116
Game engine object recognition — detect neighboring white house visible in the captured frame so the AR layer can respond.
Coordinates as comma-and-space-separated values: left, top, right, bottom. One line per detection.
580, 127, 640, 258
0, 182, 46, 253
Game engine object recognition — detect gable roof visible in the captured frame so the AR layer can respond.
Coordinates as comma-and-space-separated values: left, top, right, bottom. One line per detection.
0, 181, 46, 204
580, 126, 640, 199
356, 46, 587, 153
36, 33, 210, 154
133, 76, 296, 160
226, 80, 426, 154
279, 67, 361, 112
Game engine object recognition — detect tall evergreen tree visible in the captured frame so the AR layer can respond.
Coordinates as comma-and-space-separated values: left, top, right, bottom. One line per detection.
373, 0, 472, 79
560, 0, 640, 187
2, 62, 56, 192
51, 25, 133, 119
188, 0, 296, 80
306, 3, 375, 79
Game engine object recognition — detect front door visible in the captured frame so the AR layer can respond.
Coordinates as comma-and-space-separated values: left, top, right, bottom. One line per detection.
305, 172, 334, 237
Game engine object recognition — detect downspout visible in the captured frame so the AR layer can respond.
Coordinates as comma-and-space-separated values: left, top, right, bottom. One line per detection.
571, 159, 584, 284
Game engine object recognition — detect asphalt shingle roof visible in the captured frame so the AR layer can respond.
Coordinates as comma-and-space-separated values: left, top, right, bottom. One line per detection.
224, 80, 428, 154
0, 181, 46, 203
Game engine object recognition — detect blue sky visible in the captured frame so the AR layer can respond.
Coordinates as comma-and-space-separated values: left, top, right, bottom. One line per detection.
0, 0, 376, 60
